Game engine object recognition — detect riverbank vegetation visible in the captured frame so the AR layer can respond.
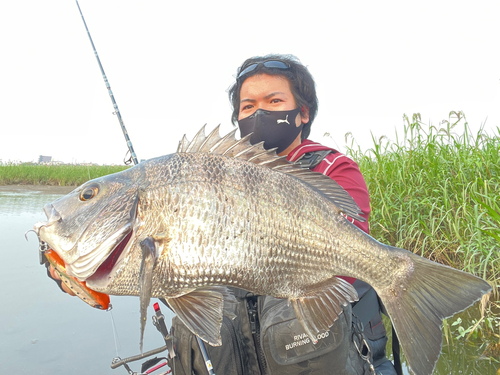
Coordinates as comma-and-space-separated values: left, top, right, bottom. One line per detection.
344, 111, 499, 289
340, 111, 499, 364
0, 164, 129, 186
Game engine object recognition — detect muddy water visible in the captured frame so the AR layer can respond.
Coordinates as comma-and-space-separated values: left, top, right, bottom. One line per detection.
0, 186, 498, 374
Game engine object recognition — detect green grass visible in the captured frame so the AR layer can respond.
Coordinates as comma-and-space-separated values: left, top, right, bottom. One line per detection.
0, 163, 130, 186
340, 111, 499, 363
343, 111, 499, 288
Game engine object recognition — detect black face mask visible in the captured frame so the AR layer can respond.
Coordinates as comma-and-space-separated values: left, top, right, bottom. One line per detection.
238, 108, 303, 154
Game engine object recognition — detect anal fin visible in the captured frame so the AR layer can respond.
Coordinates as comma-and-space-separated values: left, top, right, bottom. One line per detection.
291, 277, 358, 343
165, 286, 237, 346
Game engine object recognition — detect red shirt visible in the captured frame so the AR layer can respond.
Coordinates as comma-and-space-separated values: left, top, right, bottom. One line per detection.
287, 140, 371, 284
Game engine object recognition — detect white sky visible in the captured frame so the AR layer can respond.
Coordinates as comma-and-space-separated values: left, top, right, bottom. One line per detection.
1, 0, 499, 165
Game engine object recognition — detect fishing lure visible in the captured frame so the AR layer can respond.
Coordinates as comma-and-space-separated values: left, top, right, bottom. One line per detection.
44, 246, 110, 310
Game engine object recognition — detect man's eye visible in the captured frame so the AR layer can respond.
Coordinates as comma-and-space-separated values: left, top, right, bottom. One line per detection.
270, 99, 282, 103
242, 104, 253, 111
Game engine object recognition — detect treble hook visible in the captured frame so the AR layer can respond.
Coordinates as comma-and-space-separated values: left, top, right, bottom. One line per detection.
26, 221, 49, 242
24, 228, 49, 265
24, 229, 39, 242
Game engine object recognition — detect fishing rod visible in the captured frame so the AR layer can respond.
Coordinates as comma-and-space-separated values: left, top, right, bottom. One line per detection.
75, 0, 139, 165
74, 4, 216, 374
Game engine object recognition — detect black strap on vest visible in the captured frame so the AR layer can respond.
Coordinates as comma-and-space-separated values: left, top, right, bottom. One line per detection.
392, 326, 402, 375
378, 300, 403, 375
352, 287, 378, 327
294, 150, 335, 168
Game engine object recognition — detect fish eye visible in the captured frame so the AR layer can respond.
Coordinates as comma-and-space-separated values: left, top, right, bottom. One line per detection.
80, 184, 99, 201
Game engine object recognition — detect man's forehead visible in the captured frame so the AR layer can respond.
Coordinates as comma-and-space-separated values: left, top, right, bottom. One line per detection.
241, 73, 290, 87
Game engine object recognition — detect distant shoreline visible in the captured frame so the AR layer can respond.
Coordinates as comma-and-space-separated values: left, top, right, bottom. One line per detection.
0, 164, 129, 186
0, 185, 76, 193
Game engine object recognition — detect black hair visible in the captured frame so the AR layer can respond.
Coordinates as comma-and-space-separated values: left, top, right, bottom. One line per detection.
228, 54, 318, 140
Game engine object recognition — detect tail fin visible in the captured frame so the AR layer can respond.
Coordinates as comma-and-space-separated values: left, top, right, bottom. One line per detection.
378, 247, 491, 375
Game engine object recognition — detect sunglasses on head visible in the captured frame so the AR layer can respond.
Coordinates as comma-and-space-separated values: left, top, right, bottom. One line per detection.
237, 60, 290, 80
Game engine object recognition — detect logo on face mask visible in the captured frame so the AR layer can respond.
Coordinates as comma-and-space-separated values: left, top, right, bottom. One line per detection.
277, 115, 290, 125
238, 108, 302, 154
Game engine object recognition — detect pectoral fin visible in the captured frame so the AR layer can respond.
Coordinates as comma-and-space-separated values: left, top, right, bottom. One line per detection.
165, 286, 236, 346
291, 277, 358, 343
139, 236, 159, 353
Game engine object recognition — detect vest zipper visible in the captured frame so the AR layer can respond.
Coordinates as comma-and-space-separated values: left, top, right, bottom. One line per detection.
247, 298, 267, 375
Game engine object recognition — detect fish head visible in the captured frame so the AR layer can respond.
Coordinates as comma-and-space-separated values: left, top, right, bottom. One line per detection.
34, 168, 142, 281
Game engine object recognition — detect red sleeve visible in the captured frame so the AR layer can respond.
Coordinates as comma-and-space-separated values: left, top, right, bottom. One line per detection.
312, 152, 370, 234
312, 152, 371, 285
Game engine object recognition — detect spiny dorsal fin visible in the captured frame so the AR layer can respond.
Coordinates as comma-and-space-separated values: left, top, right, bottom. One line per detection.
211, 129, 240, 154
179, 126, 365, 221
177, 135, 190, 153
184, 124, 209, 153
200, 124, 225, 152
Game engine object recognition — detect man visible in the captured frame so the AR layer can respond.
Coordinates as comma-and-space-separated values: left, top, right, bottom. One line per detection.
212, 54, 398, 375
229, 55, 370, 236
48, 54, 397, 375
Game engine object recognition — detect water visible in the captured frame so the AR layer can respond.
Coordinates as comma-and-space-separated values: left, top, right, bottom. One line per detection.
0, 186, 171, 374
0, 186, 498, 374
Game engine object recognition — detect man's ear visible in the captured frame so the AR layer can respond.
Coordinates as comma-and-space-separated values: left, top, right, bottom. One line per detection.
300, 105, 310, 124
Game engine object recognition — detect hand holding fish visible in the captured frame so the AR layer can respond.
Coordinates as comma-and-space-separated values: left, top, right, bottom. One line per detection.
48, 265, 76, 296
41, 247, 110, 310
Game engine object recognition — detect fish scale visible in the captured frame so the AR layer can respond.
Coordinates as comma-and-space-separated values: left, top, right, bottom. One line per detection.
34, 125, 492, 375
134, 153, 374, 300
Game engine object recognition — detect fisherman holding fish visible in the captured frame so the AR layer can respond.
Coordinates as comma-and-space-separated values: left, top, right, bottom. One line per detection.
187, 54, 398, 375
47, 54, 394, 374
40, 54, 491, 375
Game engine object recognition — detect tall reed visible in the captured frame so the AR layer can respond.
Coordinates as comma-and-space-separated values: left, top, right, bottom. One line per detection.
343, 111, 499, 287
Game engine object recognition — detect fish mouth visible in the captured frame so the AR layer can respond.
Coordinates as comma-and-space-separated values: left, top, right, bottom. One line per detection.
86, 229, 134, 287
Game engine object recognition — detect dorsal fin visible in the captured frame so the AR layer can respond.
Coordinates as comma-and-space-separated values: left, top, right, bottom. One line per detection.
177, 135, 190, 153
179, 126, 365, 221
184, 124, 209, 153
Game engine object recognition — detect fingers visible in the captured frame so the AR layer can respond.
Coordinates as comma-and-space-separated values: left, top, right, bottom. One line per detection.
62, 283, 77, 296
49, 265, 77, 296
49, 265, 61, 280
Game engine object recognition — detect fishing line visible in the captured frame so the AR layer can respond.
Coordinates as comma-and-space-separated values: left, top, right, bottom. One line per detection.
108, 308, 121, 357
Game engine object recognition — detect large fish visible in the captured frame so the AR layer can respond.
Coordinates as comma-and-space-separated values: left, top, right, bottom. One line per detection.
34, 126, 491, 375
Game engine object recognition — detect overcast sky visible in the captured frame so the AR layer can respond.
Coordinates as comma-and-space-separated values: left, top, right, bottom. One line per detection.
1, 1, 499, 165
